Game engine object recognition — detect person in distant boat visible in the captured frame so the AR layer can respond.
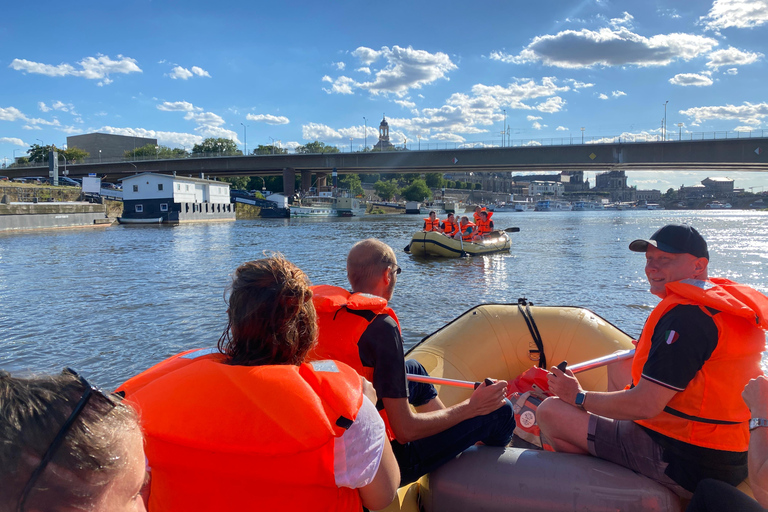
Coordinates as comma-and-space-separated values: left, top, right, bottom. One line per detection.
423, 210, 440, 232
441, 212, 459, 237
538, 224, 768, 499
117, 255, 399, 512
472, 210, 494, 241
454, 216, 475, 241
685, 375, 768, 512
1, 370, 147, 512
309, 239, 516, 486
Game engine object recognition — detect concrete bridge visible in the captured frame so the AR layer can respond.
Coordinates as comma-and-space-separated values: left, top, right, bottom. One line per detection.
8, 137, 768, 196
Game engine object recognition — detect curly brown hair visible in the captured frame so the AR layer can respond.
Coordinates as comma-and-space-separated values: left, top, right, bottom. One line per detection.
217, 255, 317, 366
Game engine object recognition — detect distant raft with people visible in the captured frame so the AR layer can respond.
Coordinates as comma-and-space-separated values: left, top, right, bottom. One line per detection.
377, 302, 756, 512
406, 229, 514, 257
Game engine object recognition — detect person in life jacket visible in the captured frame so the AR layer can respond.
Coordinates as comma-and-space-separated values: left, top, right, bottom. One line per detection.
309, 239, 515, 486
454, 216, 476, 241
117, 256, 399, 512
473, 210, 495, 241
423, 210, 440, 232
441, 212, 459, 237
473, 206, 493, 224
538, 224, 768, 498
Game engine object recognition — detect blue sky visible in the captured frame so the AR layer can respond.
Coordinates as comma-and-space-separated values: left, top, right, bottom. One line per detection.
1, 0, 767, 191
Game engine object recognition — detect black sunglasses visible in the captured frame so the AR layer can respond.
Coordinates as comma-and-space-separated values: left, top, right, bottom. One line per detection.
17, 368, 117, 512
391, 265, 402, 275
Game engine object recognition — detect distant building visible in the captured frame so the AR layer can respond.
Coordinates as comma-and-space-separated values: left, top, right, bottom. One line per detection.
67, 133, 158, 162
529, 180, 565, 197
118, 172, 235, 224
702, 177, 735, 196
372, 116, 396, 151
679, 184, 707, 199
594, 170, 636, 202
636, 189, 662, 202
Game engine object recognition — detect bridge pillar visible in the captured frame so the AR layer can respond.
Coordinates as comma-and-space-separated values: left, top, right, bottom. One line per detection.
282, 167, 296, 196
301, 170, 312, 193
316, 173, 327, 189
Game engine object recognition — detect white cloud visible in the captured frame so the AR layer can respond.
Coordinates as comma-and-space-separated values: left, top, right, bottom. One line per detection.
38, 102, 51, 112
556, 126, 568, 131
1, 106, 64, 132
9, 54, 141, 83
0, 137, 26, 146
609, 12, 634, 29
157, 101, 202, 112
97, 126, 203, 148
701, 0, 768, 30
395, 99, 417, 110
191, 66, 211, 77
302, 122, 343, 141
169, 66, 194, 80
246, 113, 290, 125
680, 102, 768, 126
727, 67, 739, 74
706, 46, 763, 69
532, 121, 546, 130
658, 8, 682, 19
598, 93, 609, 99
669, 73, 714, 86
565, 79, 595, 89
195, 125, 239, 142
612, 90, 627, 97
536, 96, 565, 112
526, 115, 543, 121
356, 67, 371, 74
328, 45, 457, 97
333, 61, 345, 70
490, 27, 718, 68
184, 111, 226, 126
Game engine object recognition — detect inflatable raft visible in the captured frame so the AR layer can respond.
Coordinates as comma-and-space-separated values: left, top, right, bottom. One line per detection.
377, 302, 749, 512
406, 230, 511, 257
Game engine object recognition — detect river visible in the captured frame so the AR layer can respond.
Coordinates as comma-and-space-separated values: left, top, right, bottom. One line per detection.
1, 210, 766, 389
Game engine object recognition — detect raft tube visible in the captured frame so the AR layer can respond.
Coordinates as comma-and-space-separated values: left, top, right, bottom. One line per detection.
407, 230, 510, 257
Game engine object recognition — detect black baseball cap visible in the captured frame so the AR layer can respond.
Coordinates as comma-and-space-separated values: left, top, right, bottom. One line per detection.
629, 224, 709, 260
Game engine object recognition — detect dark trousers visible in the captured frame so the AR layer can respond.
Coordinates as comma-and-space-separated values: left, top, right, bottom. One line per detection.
393, 360, 516, 486
685, 478, 766, 512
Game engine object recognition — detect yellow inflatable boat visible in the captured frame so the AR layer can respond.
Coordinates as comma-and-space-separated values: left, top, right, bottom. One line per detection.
406, 230, 511, 257
376, 302, 730, 512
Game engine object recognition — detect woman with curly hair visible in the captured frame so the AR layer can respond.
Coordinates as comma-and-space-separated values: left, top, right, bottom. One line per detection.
0, 369, 147, 512
118, 255, 398, 511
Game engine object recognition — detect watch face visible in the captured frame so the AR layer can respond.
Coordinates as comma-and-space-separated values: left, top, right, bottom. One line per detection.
575, 392, 586, 406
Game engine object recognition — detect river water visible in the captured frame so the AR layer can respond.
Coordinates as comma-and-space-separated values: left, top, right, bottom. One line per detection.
1, 210, 767, 389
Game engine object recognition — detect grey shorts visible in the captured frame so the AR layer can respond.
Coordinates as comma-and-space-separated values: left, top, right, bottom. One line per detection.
587, 414, 692, 499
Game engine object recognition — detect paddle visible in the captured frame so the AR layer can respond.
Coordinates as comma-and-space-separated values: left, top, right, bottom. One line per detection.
504, 227, 521, 233
406, 349, 635, 389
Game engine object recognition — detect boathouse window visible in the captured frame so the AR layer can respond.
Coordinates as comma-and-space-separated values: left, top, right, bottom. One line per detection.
185, 185, 190, 192
177, 184, 181, 191
135, 204, 143, 213
133, 185, 138, 192
158, 184, 164, 191
160, 203, 168, 212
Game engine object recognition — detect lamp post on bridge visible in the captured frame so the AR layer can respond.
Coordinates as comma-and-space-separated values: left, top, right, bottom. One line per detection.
580, 127, 585, 144
663, 100, 669, 140
677, 123, 683, 141
99, 149, 102, 163
363, 117, 367, 151
268, 137, 276, 155
418, 134, 421, 150
503, 109, 507, 147
350, 137, 353, 152
241, 123, 248, 155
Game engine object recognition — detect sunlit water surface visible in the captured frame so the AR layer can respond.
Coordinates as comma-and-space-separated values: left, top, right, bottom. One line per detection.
1, 210, 766, 389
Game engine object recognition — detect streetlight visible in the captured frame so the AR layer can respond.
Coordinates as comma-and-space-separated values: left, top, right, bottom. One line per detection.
580, 127, 585, 144
677, 122, 683, 141
663, 100, 669, 140
417, 134, 421, 150
350, 137, 353, 152
404, 137, 407, 150
36, 139, 45, 163
363, 117, 367, 151
503, 109, 507, 147
240, 123, 248, 155
268, 137, 276, 155
99, 149, 102, 163
61, 154, 68, 176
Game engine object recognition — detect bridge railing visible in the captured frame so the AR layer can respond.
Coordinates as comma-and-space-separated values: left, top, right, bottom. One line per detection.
7, 130, 767, 168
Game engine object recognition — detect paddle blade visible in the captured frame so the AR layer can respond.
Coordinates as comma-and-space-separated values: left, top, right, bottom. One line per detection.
505, 227, 521, 233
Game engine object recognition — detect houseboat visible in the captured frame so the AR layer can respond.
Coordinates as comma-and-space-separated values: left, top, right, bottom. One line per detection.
535, 200, 572, 211
118, 173, 235, 224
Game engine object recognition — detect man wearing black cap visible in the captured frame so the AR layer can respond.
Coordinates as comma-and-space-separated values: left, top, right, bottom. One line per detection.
538, 224, 768, 498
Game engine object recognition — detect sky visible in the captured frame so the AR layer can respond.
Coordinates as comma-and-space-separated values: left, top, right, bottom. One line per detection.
1, 0, 767, 192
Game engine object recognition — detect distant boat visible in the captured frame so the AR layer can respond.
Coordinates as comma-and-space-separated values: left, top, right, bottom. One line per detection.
646, 203, 665, 210
419, 201, 461, 215
289, 194, 365, 217
535, 200, 572, 211
706, 201, 732, 209
572, 201, 604, 211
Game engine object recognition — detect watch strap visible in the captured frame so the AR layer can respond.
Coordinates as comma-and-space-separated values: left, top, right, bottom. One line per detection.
750, 418, 768, 430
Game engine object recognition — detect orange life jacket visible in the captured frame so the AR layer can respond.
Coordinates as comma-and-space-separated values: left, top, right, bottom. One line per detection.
117, 348, 364, 512
423, 217, 441, 231
309, 285, 401, 441
459, 221, 476, 241
442, 218, 458, 237
632, 278, 768, 452
475, 218, 492, 236
473, 208, 493, 224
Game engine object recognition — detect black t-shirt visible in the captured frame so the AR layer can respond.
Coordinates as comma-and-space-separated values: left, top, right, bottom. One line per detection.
638, 304, 748, 492
358, 314, 409, 402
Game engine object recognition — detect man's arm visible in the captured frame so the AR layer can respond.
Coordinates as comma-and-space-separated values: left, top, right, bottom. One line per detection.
382, 380, 508, 443
743, 375, 768, 509
548, 366, 677, 420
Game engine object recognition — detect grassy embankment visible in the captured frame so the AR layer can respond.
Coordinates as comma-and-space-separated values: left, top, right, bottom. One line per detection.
0, 183, 123, 220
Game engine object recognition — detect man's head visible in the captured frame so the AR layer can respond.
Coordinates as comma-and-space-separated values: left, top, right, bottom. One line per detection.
429, 210, 436, 218
480, 211, 488, 220
629, 224, 709, 298
347, 239, 399, 300
460, 216, 469, 225
447, 212, 454, 220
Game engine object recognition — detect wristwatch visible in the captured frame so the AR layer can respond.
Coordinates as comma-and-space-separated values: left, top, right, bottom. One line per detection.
575, 391, 588, 410
749, 418, 768, 430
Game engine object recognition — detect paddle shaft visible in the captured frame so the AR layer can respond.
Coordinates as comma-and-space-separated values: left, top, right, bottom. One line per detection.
406, 349, 635, 389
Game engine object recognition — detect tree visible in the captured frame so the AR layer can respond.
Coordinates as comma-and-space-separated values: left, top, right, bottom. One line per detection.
63, 147, 89, 163
424, 173, 445, 189
252, 145, 287, 155
27, 144, 56, 163
221, 176, 250, 190
295, 141, 339, 154
124, 144, 187, 159
339, 173, 364, 197
192, 138, 241, 155
374, 180, 400, 201
400, 179, 432, 201
663, 188, 676, 200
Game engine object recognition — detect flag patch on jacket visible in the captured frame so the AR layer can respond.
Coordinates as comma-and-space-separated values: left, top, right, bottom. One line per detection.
664, 330, 679, 345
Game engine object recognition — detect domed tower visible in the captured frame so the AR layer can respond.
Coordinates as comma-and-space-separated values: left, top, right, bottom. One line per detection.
373, 115, 395, 151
